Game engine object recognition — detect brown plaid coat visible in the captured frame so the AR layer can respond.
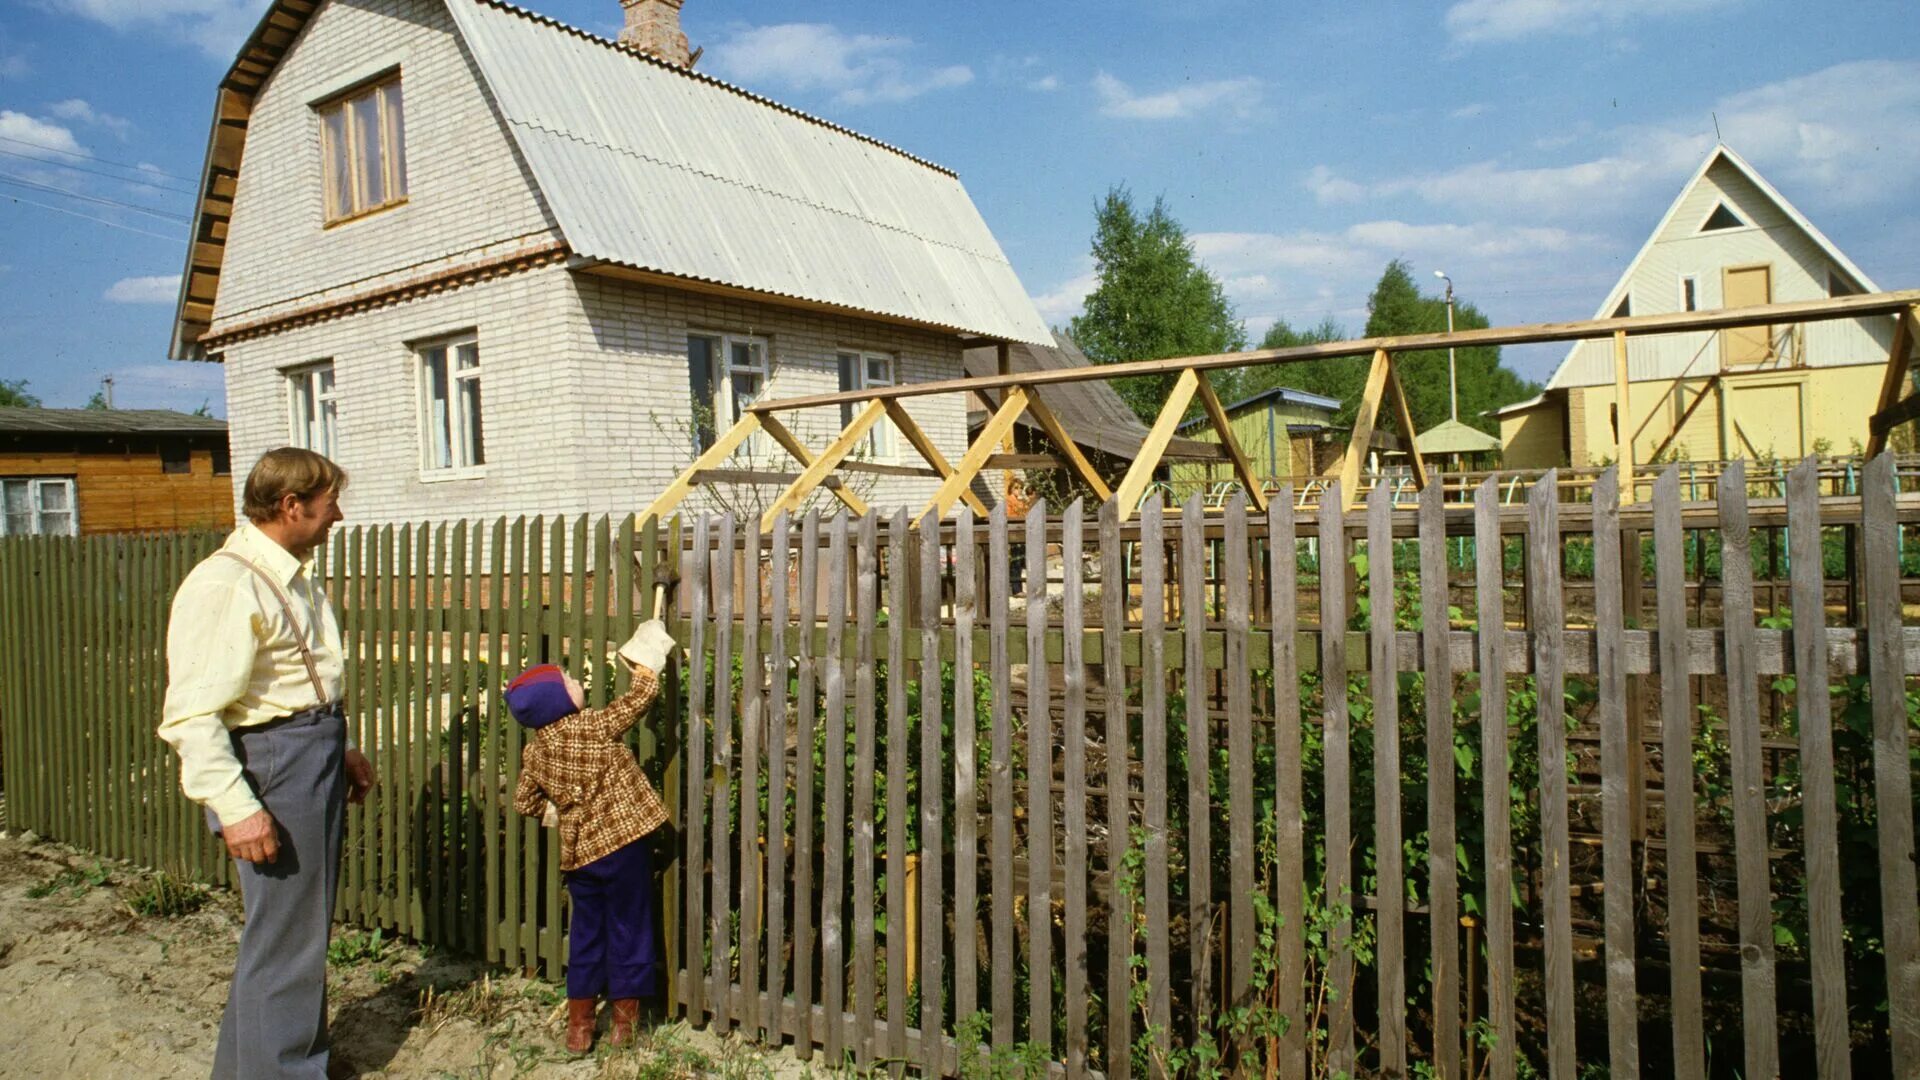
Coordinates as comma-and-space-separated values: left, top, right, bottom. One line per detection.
513, 668, 669, 870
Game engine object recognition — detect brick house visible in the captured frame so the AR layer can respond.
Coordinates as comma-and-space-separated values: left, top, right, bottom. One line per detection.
170, 0, 1050, 525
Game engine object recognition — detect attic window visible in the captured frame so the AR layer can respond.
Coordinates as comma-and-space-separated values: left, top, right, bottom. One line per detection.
318, 75, 408, 224
1612, 295, 1632, 318
1700, 203, 1745, 232
1828, 269, 1858, 298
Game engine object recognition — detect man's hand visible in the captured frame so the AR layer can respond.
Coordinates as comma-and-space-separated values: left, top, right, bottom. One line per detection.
344, 748, 376, 804
224, 809, 280, 864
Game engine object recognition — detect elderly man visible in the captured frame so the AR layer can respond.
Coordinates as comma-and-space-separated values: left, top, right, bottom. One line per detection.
159, 447, 375, 1080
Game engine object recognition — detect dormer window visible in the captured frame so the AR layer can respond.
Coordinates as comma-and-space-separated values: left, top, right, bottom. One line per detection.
319, 75, 408, 224
1700, 203, 1744, 232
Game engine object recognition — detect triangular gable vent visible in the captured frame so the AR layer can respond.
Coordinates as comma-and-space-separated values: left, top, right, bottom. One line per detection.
1701, 203, 1745, 232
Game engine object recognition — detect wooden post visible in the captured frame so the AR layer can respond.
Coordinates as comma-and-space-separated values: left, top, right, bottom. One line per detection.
884, 399, 991, 517
642, 413, 765, 521
1024, 389, 1115, 502
760, 402, 887, 528
1193, 371, 1270, 511
921, 388, 1030, 521
1614, 330, 1635, 504
1865, 304, 1916, 458
1112, 368, 1202, 522
1382, 355, 1429, 491
1338, 349, 1393, 510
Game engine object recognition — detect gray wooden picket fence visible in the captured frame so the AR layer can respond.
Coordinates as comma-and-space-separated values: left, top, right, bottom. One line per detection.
2, 456, 1917, 1078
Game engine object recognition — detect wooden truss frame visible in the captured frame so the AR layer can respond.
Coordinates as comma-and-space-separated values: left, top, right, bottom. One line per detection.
640, 288, 1920, 526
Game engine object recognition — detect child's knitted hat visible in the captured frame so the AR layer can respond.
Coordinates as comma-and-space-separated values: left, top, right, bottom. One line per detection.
506, 664, 577, 729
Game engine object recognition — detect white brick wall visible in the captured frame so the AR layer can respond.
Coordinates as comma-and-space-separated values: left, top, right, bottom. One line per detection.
214, 0, 977, 530
214, 0, 559, 327
223, 265, 975, 528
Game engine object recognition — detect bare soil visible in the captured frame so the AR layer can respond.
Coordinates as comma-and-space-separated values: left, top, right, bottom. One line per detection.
0, 828, 808, 1079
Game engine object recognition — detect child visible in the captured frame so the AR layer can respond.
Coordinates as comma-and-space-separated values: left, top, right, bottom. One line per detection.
508, 619, 676, 1054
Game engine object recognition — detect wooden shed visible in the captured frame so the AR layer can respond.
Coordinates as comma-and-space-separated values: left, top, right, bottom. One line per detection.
0, 408, 234, 537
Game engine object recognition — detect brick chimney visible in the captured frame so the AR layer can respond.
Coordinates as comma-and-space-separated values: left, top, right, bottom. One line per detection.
619, 0, 693, 67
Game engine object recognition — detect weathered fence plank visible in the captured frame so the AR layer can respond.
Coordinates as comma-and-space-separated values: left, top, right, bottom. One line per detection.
822, 513, 851, 1063
1529, 475, 1576, 1080
1141, 499, 1173, 1069
768, 511, 792, 1042
1026, 498, 1054, 1055
739, 514, 764, 1041
953, 507, 980, 1031
793, 510, 821, 1060
853, 511, 879, 1064
885, 509, 910, 1071
1224, 494, 1254, 1013
1062, 502, 1089, 1079
711, 513, 736, 1034
989, 503, 1016, 1051
684, 516, 710, 1022
1593, 470, 1641, 1079
1419, 480, 1460, 1080
1475, 477, 1517, 1080
1368, 484, 1407, 1078
1181, 494, 1211, 1037
1268, 492, 1306, 1079
1653, 468, 1704, 1080
1319, 483, 1355, 1074
1788, 458, 1852, 1080
919, 511, 948, 1079
1099, 500, 1130, 1080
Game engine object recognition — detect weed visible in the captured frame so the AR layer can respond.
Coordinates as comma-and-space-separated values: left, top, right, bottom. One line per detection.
417, 974, 512, 1031
26, 861, 109, 899
123, 872, 209, 917
327, 927, 387, 967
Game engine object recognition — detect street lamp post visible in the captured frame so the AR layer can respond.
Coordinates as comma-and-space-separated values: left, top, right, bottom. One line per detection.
1433, 270, 1457, 422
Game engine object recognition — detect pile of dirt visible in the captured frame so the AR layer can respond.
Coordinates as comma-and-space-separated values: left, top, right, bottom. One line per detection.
0, 830, 798, 1079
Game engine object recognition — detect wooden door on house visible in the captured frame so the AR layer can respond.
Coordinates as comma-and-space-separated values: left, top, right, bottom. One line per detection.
1722, 264, 1773, 366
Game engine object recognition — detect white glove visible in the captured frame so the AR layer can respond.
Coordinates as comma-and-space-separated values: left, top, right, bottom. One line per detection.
541, 802, 559, 828
618, 619, 677, 673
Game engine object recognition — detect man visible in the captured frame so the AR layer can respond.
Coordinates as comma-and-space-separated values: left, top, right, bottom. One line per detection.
159, 447, 375, 1080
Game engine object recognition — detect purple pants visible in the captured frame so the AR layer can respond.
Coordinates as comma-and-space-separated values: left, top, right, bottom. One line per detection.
564, 836, 665, 1000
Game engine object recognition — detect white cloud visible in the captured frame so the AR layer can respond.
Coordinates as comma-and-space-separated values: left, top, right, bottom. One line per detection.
1444, 0, 1736, 44
1028, 259, 1096, 326
104, 274, 179, 304
42, 0, 257, 59
708, 23, 972, 106
0, 110, 83, 158
1449, 103, 1489, 120
1306, 60, 1920, 220
1029, 74, 1061, 92
1093, 72, 1261, 121
47, 98, 131, 139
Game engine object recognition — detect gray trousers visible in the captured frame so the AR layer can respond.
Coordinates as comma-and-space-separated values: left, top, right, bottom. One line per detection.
204, 704, 346, 1080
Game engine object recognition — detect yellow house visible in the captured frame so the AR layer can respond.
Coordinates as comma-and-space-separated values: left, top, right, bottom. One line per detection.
1494, 144, 1900, 467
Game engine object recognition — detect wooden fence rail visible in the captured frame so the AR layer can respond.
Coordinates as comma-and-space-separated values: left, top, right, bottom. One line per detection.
2, 458, 1917, 1078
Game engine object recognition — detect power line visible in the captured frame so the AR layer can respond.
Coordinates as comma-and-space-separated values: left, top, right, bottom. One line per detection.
0, 193, 187, 243
0, 172, 190, 223
0, 146, 198, 196
0, 132, 199, 185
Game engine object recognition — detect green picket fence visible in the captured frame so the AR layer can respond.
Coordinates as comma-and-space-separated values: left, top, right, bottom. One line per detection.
0, 515, 682, 986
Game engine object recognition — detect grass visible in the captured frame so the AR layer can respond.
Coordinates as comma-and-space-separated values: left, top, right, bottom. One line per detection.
25, 861, 109, 899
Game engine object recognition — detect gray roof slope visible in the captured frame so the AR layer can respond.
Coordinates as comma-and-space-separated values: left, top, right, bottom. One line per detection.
962, 333, 1217, 461
447, 0, 1052, 345
0, 408, 228, 435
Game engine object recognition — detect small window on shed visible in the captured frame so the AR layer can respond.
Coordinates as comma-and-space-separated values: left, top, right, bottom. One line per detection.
1680, 276, 1698, 312
1701, 203, 1745, 232
1828, 269, 1859, 298
161, 443, 192, 474
212, 446, 232, 475
1612, 295, 1632, 318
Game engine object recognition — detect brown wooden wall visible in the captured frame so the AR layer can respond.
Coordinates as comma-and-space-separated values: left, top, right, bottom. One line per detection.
0, 443, 234, 535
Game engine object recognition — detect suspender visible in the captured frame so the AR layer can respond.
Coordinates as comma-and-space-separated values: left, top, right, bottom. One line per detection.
215, 550, 331, 705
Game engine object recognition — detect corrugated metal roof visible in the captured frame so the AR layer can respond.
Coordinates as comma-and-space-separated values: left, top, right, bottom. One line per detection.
0, 408, 228, 435
447, 0, 1052, 345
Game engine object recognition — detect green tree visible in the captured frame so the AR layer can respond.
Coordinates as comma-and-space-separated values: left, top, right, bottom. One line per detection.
1242, 316, 1351, 403
0, 378, 40, 408
1259, 261, 1537, 433
1067, 187, 1246, 422
85, 390, 110, 410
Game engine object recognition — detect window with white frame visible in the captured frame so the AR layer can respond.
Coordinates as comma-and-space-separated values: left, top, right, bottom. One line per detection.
686, 333, 769, 450
287, 362, 339, 458
836, 350, 896, 460
0, 477, 77, 536
318, 75, 408, 224
417, 335, 484, 471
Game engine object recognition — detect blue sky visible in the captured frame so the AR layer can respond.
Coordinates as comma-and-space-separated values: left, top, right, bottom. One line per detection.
2, 0, 1916, 413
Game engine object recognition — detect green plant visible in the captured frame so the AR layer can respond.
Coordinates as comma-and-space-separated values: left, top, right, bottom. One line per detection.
953, 1010, 1051, 1079
26, 861, 110, 899
123, 871, 209, 917
328, 927, 387, 967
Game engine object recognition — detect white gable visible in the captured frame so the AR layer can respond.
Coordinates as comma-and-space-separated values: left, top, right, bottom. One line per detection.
1547, 145, 1892, 389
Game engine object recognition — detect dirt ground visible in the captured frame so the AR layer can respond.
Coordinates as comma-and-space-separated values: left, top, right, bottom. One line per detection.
0, 828, 812, 1079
